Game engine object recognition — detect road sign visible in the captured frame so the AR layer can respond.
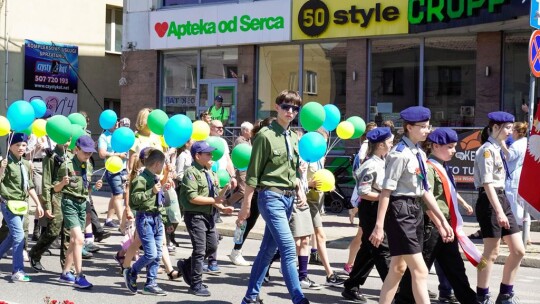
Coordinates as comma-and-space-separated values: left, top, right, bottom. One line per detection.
532, 0, 540, 29
529, 30, 540, 77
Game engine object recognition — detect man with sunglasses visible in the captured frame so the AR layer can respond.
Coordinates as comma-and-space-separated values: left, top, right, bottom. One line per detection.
238, 90, 310, 304
209, 95, 229, 125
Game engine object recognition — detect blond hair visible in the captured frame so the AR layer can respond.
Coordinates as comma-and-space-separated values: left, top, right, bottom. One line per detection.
135, 108, 152, 132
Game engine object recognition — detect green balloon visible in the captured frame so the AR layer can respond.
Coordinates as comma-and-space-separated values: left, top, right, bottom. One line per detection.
216, 169, 230, 187
299, 101, 325, 132
231, 143, 252, 169
69, 125, 87, 150
147, 109, 169, 135
46, 115, 72, 144
206, 136, 225, 161
21, 125, 32, 135
346, 116, 366, 139
68, 113, 87, 129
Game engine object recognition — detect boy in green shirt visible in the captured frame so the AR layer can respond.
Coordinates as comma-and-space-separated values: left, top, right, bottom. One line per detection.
177, 140, 232, 297
54, 135, 102, 289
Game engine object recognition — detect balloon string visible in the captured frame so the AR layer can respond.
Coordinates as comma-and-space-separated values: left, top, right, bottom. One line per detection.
5, 133, 12, 157
326, 138, 341, 156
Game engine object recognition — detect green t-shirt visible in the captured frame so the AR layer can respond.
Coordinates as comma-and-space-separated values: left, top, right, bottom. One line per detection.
209, 105, 229, 123
179, 162, 220, 214
0, 152, 34, 201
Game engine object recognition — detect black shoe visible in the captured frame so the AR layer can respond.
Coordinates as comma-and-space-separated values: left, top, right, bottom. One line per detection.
439, 294, 459, 304
241, 296, 264, 304
177, 259, 192, 287
30, 257, 44, 272
189, 284, 211, 297
495, 292, 519, 304
342, 287, 367, 303
477, 294, 494, 304
94, 231, 111, 242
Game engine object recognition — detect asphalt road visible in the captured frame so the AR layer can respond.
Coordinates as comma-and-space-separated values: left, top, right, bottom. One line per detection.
0, 227, 538, 304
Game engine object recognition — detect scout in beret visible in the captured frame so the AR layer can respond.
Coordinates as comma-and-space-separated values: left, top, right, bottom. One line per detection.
473, 112, 524, 304
0, 133, 43, 282
342, 127, 394, 302
370, 106, 453, 304
396, 127, 479, 303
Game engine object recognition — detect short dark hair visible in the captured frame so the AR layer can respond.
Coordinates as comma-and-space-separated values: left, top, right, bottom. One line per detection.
275, 90, 302, 107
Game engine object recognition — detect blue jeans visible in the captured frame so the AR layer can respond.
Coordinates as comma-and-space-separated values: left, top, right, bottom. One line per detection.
132, 213, 163, 286
0, 203, 25, 273
243, 189, 305, 304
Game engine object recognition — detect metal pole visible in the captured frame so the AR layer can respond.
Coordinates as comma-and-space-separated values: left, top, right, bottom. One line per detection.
3, 0, 8, 110
522, 74, 536, 248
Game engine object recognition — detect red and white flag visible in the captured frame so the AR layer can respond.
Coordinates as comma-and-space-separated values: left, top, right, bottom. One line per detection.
518, 105, 540, 213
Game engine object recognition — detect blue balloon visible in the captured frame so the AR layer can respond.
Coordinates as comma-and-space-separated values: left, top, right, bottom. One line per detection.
164, 114, 193, 147
99, 109, 118, 130
299, 132, 327, 163
322, 104, 341, 131
111, 127, 135, 153
211, 161, 220, 172
7, 100, 35, 132
30, 99, 47, 118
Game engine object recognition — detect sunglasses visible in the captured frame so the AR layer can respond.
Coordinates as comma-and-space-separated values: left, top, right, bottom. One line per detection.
279, 104, 300, 113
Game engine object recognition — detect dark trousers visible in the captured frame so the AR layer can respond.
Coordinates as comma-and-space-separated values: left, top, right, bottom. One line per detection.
344, 200, 391, 290
184, 212, 218, 288
234, 193, 260, 250
29, 198, 63, 261
395, 220, 477, 304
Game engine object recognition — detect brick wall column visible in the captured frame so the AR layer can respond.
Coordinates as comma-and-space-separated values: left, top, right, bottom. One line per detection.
345, 39, 368, 154
475, 32, 502, 126
237, 45, 256, 126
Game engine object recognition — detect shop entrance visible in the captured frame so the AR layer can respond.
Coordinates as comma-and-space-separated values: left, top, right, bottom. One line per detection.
198, 79, 237, 126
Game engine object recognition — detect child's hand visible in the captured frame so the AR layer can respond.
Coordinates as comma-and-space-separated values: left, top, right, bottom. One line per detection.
152, 182, 162, 194
44, 209, 55, 219
166, 225, 175, 233
164, 182, 171, 191
95, 180, 103, 190
0, 159, 7, 169
60, 176, 70, 186
36, 206, 44, 219
221, 206, 234, 215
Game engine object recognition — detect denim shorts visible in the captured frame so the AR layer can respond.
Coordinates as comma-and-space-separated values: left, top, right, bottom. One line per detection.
106, 169, 127, 196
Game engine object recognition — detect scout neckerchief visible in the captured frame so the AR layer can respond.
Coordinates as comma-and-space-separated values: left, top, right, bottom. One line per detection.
203, 169, 215, 197
427, 158, 486, 270
80, 162, 89, 188
414, 144, 429, 191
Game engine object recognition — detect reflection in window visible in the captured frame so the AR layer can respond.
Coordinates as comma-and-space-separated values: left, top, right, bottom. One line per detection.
424, 36, 476, 127
503, 32, 530, 122
370, 39, 420, 126
201, 48, 238, 79
304, 70, 318, 95
162, 51, 198, 116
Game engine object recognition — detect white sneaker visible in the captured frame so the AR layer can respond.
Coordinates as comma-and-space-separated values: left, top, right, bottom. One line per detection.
229, 249, 252, 266
23, 250, 29, 262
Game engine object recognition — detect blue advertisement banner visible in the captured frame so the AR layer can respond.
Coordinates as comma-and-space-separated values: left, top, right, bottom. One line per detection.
24, 39, 78, 93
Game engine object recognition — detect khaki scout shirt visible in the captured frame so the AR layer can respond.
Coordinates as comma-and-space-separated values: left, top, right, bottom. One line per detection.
382, 136, 428, 197
180, 162, 219, 215
355, 155, 385, 196
55, 156, 92, 200
246, 120, 299, 189
423, 156, 450, 219
0, 152, 34, 201
130, 168, 162, 213
41, 146, 66, 211
474, 137, 506, 189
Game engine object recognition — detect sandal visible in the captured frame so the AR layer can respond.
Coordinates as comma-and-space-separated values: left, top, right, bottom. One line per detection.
167, 269, 181, 281
468, 229, 482, 239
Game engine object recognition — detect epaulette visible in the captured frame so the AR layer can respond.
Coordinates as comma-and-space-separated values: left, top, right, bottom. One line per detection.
395, 141, 406, 152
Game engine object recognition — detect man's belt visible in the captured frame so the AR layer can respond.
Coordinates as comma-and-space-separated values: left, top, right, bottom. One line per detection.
263, 186, 296, 197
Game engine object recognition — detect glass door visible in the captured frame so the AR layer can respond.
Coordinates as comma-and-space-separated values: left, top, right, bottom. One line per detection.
198, 79, 237, 126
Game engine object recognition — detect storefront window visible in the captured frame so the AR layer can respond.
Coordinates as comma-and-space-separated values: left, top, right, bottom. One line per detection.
303, 43, 347, 114
201, 48, 238, 79
162, 50, 198, 119
370, 39, 420, 127
424, 36, 476, 127
503, 32, 530, 122
257, 45, 300, 119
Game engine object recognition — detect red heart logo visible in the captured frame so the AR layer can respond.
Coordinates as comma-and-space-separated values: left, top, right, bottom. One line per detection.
154, 22, 168, 38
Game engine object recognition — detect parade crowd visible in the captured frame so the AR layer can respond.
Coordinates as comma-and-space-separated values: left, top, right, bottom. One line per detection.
0, 91, 532, 304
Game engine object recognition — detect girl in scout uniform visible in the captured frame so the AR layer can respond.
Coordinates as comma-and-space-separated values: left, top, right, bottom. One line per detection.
342, 127, 393, 302
474, 112, 525, 304
369, 106, 454, 304
0, 133, 43, 282
55, 135, 102, 289
395, 128, 478, 304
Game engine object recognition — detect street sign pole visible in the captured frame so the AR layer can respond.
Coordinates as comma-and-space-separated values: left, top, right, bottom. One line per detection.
523, 74, 535, 248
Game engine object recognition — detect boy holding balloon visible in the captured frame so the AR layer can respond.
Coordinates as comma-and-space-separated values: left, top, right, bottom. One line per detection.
177, 140, 233, 297
54, 135, 102, 289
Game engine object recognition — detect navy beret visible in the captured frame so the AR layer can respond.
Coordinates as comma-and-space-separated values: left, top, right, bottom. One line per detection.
366, 127, 392, 143
488, 111, 514, 124
427, 128, 458, 145
400, 106, 431, 123
7, 133, 29, 146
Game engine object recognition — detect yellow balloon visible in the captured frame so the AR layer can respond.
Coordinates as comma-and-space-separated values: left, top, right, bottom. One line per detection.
160, 135, 168, 149
0, 116, 10, 136
312, 169, 335, 192
105, 156, 123, 174
336, 121, 354, 140
192, 120, 210, 141
31, 119, 47, 137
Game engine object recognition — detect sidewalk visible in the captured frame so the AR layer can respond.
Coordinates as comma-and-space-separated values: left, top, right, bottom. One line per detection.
89, 191, 540, 268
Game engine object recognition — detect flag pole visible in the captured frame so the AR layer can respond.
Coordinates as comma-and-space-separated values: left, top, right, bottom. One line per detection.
523, 74, 536, 248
